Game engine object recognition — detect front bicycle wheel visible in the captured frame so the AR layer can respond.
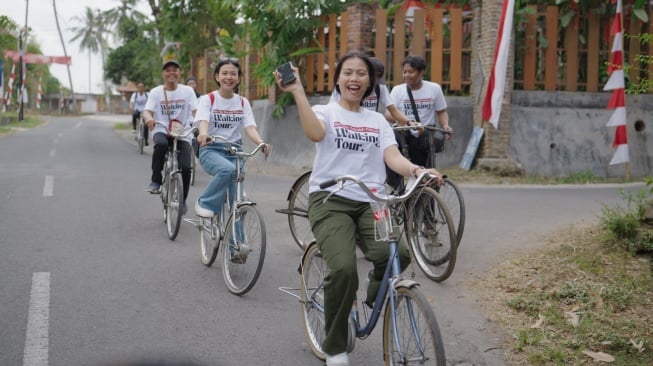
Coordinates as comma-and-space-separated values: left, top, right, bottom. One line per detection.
190, 154, 197, 186
383, 287, 446, 365
221, 203, 266, 296
406, 186, 457, 282
288, 171, 314, 251
199, 217, 219, 266
300, 242, 328, 361
137, 119, 145, 154
439, 178, 466, 245
165, 173, 184, 240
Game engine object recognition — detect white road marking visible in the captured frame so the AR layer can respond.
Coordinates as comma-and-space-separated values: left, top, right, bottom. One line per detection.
49, 149, 55, 158
23, 272, 50, 366
42, 176, 54, 197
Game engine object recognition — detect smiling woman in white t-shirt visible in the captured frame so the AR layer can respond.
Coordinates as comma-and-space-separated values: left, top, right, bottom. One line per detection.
274, 51, 443, 366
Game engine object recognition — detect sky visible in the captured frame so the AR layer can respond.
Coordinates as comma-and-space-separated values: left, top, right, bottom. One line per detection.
1, 0, 151, 94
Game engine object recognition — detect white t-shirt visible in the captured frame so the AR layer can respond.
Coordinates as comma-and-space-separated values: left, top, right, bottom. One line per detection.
389, 80, 447, 126
309, 103, 397, 202
194, 91, 256, 143
130, 91, 148, 112
144, 84, 198, 143
328, 84, 393, 112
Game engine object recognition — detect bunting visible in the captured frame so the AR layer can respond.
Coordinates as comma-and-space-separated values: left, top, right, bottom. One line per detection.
2, 62, 16, 111
481, 0, 515, 128
604, 0, 628, 165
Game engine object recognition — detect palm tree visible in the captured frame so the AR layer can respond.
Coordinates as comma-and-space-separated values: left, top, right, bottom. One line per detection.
102, 0, 148, 42
69, 7, 109, 105
52, 0, 76, 111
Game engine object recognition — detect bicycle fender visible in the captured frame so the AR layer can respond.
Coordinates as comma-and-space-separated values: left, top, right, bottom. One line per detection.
298, 241, 318, 275
235, 201, 256, 208
287, 171, 312, 201
395, 279, 420, 290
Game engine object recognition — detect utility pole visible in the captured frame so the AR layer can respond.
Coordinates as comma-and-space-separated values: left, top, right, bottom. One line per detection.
18, 0, 30, 121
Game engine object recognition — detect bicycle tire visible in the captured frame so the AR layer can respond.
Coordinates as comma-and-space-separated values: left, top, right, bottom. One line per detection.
382, 287, 446, 365
299, 243, 328, 360
199, 217, 219, 266
221, 203, 266, 296
137, 118, 145, 154
406, 186, 457, 282
165, 173, 184, 240
287, 171, 314, 251
439, 178, 466, 245
190, 155, 196, 186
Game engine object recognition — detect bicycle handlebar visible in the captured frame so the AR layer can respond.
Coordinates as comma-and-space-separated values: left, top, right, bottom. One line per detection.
319, 172, 438, 205
153, 120, 197, 138
206, 135, 267, 158
393, 124, 451, 134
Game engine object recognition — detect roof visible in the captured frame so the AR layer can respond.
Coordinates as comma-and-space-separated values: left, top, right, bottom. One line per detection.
115, 81, 138, 93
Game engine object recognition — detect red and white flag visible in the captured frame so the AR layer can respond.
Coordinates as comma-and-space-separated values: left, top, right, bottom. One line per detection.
2, 62, 16, 111
604, 0, 628, 165
37, 76, 42, 110
481, 0, 515, 129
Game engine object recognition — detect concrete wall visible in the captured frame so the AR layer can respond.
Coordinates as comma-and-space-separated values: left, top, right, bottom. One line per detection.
252, 91, 652, 178
511, 91, 652, 178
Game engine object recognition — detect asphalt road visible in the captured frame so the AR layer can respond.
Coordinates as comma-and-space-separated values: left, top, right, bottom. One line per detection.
0, 114, 643, 366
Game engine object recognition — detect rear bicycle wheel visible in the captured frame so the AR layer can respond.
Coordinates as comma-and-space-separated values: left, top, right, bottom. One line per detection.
383, 287, 446, 365
165, 172, 184, 240
199, 217, 219, 266
406, 186, 457, 282
439, 178, 465, 245
300, 242, 327, 361
221, 203, 266, 295
288, 171, 314, 251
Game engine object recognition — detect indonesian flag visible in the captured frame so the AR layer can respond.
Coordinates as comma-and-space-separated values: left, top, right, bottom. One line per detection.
37, 76, 42, 110
2, 62, 16, 111
481, 0, 515, 129
604, 0, 628, 165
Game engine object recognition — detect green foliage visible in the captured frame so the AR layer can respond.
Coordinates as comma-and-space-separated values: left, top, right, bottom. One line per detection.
104, 19, 159, 86
600, 177, 653, 254
218, 0, 351, 113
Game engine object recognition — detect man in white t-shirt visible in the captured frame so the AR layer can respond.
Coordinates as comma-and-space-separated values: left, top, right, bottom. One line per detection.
129, 82, 149, 143
389, 55, 453, 168
142, 59, 198, 215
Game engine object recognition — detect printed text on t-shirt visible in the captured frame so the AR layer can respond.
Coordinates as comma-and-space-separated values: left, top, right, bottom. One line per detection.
333, 121, 380, 152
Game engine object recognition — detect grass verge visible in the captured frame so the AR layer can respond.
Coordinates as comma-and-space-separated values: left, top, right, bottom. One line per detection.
473, 225, 653, 365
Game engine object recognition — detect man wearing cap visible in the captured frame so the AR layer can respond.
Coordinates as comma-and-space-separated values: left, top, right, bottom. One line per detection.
142, 59, 198, 215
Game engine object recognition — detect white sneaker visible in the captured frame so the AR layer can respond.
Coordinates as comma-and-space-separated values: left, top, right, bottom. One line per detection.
326, 352, 350, 366
194, 200, 214, 218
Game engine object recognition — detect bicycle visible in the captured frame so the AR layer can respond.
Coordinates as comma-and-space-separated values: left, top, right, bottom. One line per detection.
393, 124, 466, 246
275, 170, 314, 251
186, 136, 267, 296
153, 120, 196, 241
281, 173, 449, 364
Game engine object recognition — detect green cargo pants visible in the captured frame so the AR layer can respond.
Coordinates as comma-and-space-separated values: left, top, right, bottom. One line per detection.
308, 191, 411, 355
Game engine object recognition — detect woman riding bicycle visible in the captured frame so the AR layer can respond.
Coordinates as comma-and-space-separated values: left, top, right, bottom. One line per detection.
274, 52, 443, 366
194, 58, 270, 219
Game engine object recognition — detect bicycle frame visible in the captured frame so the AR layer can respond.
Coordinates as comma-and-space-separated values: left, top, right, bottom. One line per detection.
315, 173, 438, 338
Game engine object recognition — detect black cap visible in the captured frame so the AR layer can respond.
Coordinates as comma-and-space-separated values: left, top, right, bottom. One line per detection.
162, 59, 181, 70
369, 57, 385, 81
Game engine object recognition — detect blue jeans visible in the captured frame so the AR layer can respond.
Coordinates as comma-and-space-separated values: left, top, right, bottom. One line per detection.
198, 143, 240, 215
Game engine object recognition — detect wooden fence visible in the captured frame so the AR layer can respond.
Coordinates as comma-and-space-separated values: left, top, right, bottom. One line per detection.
197, 4, 652, 100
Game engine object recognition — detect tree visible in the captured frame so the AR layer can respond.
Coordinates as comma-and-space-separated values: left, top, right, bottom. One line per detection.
102, 0, 148, 42
69, 6, 108, 97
